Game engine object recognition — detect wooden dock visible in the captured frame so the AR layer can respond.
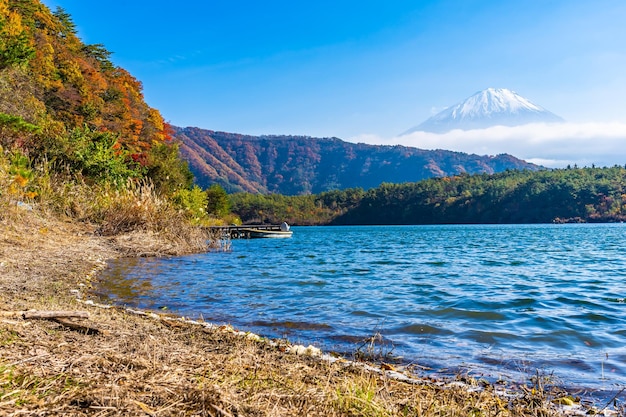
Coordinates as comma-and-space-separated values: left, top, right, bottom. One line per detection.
209, 225, 290, 239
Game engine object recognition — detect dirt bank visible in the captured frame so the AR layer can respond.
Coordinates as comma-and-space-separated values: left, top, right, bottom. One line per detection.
0, 208, 594, 416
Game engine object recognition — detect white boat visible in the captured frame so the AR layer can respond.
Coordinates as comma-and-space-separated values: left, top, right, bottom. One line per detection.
243, 228, 293, 238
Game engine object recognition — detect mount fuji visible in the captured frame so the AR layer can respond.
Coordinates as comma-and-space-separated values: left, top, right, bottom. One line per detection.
404, 88, 564, 134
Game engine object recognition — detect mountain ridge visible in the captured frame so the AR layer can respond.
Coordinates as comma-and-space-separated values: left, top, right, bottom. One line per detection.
404, 88, 564, 134
175, 126, 541, 195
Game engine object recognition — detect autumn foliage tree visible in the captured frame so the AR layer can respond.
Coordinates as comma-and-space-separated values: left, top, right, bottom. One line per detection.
0, 0, 188, 194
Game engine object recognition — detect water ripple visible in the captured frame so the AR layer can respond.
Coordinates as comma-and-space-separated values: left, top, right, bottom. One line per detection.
98, 224, 626, 392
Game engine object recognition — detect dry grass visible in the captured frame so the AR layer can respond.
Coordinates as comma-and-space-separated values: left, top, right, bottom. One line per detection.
0, 150, 219, 257
0, 311, 574, 416
45, 179, 219, 257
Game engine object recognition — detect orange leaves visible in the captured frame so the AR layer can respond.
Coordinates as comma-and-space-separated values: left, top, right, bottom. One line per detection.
6, 173, 37, 200
102, 68, 166, 154
13, 173, 28, 187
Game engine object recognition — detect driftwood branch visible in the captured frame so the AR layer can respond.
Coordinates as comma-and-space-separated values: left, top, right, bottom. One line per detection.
0, 311, 24, 318
2, 310, 101, 335
22, 310, 89, 320
53, 318, 100, 335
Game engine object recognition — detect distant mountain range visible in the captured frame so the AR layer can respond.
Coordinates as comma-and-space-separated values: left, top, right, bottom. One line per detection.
404, 88, 564, 134
175, 127, 540, 195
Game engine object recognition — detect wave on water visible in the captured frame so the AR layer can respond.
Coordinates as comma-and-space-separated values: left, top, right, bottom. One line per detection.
98, 224, 626, 402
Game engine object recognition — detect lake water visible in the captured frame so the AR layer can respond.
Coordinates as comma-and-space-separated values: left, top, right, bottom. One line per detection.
98, 224, 626, 398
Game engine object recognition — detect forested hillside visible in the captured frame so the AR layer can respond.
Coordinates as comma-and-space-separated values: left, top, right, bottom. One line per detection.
230, 166, 626, 225
0, 0, 194, 193
176, 127, 540, 195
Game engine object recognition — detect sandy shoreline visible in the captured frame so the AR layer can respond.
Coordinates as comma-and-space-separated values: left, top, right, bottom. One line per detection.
0, 209, 609, 416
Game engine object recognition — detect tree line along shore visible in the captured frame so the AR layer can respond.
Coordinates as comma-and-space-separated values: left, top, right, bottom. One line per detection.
230, 166, 626, 226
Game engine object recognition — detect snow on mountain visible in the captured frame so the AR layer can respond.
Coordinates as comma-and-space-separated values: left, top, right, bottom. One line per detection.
404, 88, 564, 134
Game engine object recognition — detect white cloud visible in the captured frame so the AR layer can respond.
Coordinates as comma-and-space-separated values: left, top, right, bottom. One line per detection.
348, 122, 626, 168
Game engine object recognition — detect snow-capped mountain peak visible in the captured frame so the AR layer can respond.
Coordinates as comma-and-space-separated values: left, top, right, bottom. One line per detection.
453, 88, 542, 117
404, 88, 564, 134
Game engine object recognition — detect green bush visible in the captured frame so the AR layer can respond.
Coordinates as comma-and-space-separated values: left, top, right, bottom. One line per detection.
171, 185, 208, 223
144, 141, 193, 195
49, 126, 141, 186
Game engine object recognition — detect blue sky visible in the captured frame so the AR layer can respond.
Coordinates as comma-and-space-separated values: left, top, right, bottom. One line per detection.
40, 0, 626, 167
